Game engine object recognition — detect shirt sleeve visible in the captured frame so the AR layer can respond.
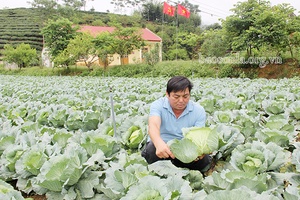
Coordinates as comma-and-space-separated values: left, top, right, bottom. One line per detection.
149, 98, 162, 117
194, 103, 206, 127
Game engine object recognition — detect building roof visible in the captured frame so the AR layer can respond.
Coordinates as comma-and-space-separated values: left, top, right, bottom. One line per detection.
79, 25, 162, 42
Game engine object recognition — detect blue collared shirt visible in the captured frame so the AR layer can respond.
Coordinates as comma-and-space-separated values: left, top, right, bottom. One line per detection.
149, 97, 206, 142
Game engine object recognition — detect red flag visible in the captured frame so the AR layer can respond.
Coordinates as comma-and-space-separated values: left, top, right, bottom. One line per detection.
177, 4, 190, 18
163, 2, 175, 17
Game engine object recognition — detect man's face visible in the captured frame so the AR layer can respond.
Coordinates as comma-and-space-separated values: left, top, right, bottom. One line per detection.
166, 88, 190, 111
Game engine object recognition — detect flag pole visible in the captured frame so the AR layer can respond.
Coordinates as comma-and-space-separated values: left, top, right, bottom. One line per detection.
162, 3, 164, 61
176, 0, 178, 61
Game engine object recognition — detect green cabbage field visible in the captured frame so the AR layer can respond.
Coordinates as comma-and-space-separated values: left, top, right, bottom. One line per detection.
0, 75, 299, 200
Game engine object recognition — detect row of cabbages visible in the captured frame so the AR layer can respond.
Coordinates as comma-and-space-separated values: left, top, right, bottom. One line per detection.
0, 75, 299, 199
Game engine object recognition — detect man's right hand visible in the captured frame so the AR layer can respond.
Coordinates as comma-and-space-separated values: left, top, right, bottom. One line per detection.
148, 116, 175, 159
155, 140, 175, 159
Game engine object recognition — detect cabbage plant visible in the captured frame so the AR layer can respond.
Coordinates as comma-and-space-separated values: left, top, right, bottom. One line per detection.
168, 127, 219, 163
289, 101, 300, 120
1, 75, 300, 199
120, 175, 194, 200
36, 144, 88, 192
0, 145, 24, 178
80, 130, 120, 157
119, 115, 148, 150
262, 100, 286, 115
48, 105, 68, 128
213, 124, 245, 159
123, 126, 145, 149
203, 170, 279, 196
203, 186, 281, 200
255, 129, 290, 148
230, 141, 289, 174
292, 142, 300, 172
15, 146, 48, 177
213, 111, 235, 124
0, 179, 26, 200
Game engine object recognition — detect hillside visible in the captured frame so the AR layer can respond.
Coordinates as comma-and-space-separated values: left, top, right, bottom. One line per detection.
0, 7, 137, 60
239, 59, 300, 79
0, 8, 43, 57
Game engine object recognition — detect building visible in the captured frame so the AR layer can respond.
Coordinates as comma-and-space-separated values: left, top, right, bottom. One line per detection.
78, 25, 162, 66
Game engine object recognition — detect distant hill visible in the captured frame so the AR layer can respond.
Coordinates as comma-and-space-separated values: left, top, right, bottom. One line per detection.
0, 8, 44, 58
0, 7, 140, 60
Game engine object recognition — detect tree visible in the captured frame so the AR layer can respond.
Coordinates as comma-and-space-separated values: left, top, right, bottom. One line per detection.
222, 0, 271, 56
178, 0, 200, 14
29, 0, 85, 10
41, 18, 78, 59
177, 13, 201, 32
204, 23, 222, 30
57, 0, 85, 18
223, 0, 300, 59
28, 0, 58, 20
168, 32, 201, 60
110, 0, 145, 12
246, 4, 298, 56
141, 1, 162, 22
94, 32, 116, 70
143, 43, 160, 66
289, 31, 300, 59
3, 43, 37, 69
179, 32, 202, 59
200, 29, 230, 58
29, 0, 86, 19
61, 0, 85, 9
167, 48, 188, 60
52, 50, 76, 68
28, 0, 58, 9
61, 32, 99, 70
270, 4, 300, 58
112, 27, 145, 65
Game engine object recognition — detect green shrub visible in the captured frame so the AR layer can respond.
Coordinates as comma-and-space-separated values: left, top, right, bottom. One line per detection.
217, 64, 234, 78
89, 67, 106, 77
190, 62, 216, 78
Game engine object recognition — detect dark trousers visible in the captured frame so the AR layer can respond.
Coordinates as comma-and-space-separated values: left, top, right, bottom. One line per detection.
141, 141, 211, 172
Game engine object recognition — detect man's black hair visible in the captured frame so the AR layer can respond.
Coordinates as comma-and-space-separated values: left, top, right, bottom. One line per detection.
166, 76, 193, 95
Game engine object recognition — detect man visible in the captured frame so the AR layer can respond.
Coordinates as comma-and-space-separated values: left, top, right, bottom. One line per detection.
142, 76, 211, 172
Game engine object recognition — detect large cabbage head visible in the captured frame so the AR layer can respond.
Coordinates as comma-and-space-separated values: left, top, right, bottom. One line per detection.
184, 127, 219, 156
169, 127, 219, 163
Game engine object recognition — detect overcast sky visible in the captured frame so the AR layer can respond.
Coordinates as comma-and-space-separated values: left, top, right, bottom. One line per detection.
0, 0, 300, 25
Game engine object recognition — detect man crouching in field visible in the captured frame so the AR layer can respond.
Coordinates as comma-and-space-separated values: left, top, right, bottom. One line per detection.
142, 75, 211, 172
